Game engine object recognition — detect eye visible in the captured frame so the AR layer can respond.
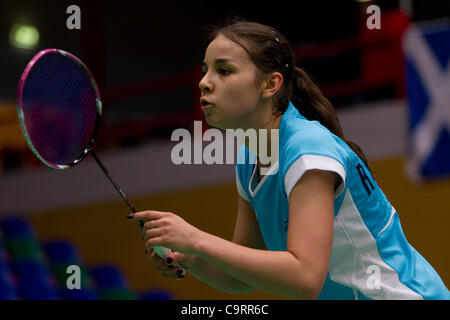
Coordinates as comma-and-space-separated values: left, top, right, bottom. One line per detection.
218, 68, 230, 76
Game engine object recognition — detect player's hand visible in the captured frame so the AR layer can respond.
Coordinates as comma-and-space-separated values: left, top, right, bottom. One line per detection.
149, 249, 195, 280
128, 210, 206, 255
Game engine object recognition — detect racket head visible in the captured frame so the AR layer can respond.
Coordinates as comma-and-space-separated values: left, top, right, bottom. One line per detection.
17, 48, 102, 169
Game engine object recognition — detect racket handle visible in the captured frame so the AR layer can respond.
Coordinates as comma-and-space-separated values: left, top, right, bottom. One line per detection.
90, 151, 187, 276
137, 220, 187, 276
152, 246, 172, 259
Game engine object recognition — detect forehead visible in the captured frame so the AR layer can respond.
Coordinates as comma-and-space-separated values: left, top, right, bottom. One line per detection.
204, 34, 250, 63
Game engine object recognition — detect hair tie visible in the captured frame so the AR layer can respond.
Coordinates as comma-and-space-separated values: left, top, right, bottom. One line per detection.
271, 30, 280, 43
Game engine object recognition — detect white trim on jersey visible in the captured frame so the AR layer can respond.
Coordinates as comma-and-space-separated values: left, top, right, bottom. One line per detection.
330, 189, 424, 300
377, 207, 396, 235
248, 162, 279, 198
284, 154, 346, 199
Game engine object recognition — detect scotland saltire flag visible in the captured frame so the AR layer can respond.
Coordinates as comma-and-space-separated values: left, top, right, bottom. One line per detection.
403, 21, 450, 181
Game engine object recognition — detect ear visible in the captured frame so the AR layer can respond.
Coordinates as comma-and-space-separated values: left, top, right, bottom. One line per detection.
262, 72, 283, 99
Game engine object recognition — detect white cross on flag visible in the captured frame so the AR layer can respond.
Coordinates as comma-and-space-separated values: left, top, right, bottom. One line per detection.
403, 22, 450, 181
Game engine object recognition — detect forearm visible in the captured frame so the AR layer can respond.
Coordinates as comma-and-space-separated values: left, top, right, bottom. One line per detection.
195, 232, 320, 299
188, 255, 254, 294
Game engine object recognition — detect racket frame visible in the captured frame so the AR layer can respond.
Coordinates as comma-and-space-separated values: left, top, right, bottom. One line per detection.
17, 48, 102, 169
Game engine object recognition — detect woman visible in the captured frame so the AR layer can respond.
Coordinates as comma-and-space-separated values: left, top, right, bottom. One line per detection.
128, 20, 449, 300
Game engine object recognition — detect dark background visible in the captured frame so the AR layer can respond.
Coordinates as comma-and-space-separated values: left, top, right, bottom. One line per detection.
0, 0, 448, 160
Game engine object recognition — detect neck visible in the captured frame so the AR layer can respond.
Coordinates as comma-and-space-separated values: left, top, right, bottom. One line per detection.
235, 101, 281, 175
257, 113, 281, 174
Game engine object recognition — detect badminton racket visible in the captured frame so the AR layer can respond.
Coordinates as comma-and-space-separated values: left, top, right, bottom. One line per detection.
17, 49, 184, 272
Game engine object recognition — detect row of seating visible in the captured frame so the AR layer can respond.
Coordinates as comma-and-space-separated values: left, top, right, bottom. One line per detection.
0, 215, 172, 300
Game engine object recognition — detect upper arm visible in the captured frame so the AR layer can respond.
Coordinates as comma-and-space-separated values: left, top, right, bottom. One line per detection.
232, 195, 267, 251
287, 169, 337, 297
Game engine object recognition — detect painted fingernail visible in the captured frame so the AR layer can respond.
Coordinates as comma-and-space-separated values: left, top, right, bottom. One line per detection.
176, 269, 183, 274
127, 214, 134, 219
166, 257, 173, 264
145, 249, 148, 254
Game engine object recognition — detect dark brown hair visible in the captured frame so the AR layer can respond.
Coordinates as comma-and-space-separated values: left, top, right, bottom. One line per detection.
208, 19, 371, 170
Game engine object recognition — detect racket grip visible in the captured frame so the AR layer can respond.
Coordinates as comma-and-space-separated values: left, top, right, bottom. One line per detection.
138, 219, 187, 276
153, 246, 172, 259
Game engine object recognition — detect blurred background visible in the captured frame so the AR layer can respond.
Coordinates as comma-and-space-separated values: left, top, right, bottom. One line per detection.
0, 0, 448, 299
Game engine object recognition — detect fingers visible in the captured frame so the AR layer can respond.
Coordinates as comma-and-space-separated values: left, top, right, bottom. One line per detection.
141, 218, 168, 243
143, 228, 164, 248
127, 210, 167, 222
165, 251, 190, 270
143, 220, 154, 230
128, 210, 186, 280
150, 250, 185, 280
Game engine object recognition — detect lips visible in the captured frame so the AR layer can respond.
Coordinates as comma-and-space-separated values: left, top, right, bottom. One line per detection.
200, 97, 213, 110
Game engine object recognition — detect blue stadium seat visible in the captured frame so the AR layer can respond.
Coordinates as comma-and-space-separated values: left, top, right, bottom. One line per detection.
90, 264, 138, 300
140, 288, 173, 300
0, 239, 19, 299
90, 265, 129, 289
43, 239, 99, 300
0, 215, 36, 239
11, 260, 60, 299
0, 271, 18, 300
59, 286, 99, 300
0, 238, 10, 270
43, 240, 80, 264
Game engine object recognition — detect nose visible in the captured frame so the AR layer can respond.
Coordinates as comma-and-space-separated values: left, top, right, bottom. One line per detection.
199, 73, 213, 94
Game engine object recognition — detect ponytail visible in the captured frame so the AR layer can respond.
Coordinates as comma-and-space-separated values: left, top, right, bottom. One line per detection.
291, 67, 371, 171
209, 20, 371, 171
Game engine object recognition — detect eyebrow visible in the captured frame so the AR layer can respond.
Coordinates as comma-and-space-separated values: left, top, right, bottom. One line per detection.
201, 58, 237, 68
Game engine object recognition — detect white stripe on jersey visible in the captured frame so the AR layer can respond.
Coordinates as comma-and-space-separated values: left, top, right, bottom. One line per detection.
284, 154, 346, 199
329, 189, 423, 299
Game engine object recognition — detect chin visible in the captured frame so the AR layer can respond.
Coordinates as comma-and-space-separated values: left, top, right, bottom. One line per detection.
203, 109, 241, 130
203, 111, 224, 129
204, 117, 225, 130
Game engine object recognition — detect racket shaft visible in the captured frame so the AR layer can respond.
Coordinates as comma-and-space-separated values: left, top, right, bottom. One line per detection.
89, 151, 184, 269
90, 150, 136, 213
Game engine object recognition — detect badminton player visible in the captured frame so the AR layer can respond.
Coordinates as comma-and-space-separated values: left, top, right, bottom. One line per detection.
129, 20, 449, 299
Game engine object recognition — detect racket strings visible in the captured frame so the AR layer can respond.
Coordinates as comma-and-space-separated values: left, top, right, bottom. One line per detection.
41, 72, 88, 162
26, 72, 80, 162
28, 60, 80, 162
21, 53, 98, 166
